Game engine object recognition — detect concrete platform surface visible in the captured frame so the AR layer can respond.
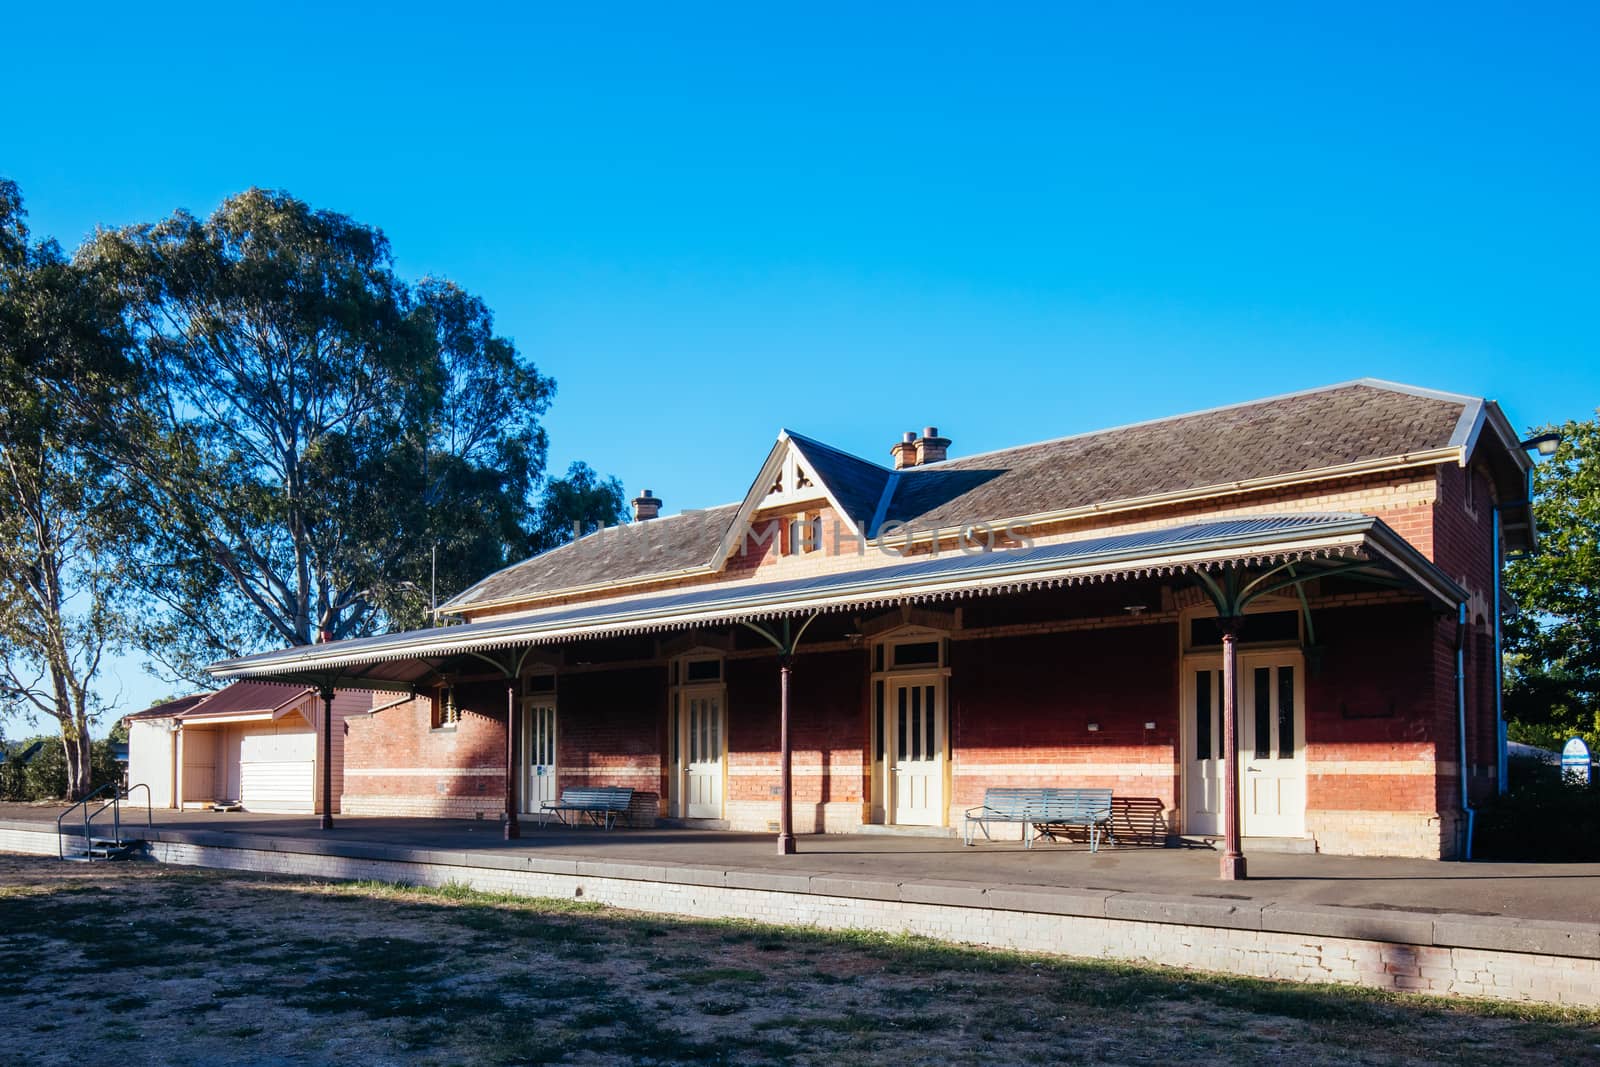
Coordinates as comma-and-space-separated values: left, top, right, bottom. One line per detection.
9, 802, 1599, 928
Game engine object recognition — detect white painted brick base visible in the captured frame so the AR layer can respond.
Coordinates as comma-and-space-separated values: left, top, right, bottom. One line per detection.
4, 824, 1594, 1008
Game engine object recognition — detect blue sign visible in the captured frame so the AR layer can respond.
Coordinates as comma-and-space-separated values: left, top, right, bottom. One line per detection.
1561, 737, 1591, 784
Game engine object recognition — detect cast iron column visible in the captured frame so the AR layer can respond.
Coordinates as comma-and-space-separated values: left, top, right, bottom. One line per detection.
505, 684, 521, 840
319, 687, 335, 830
777, 656, 796, 855
1219, 618, 1247, 880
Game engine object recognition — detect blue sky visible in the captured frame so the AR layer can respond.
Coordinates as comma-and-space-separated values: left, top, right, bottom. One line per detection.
4, 3, 1598, 722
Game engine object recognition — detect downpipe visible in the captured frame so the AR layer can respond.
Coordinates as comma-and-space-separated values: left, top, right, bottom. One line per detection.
1455, 602, 1475, 861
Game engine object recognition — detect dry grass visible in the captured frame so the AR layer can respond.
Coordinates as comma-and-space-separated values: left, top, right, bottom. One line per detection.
1, 853, 1598, 1066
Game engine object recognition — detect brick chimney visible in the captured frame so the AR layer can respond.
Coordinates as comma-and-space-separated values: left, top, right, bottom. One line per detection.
914, 427, 950, 465
631, 489, 662, 521
890, 431, 918, 470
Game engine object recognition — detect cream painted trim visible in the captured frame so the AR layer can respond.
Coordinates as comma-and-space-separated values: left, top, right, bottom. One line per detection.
953, 762, 1177, 777
344, 767, 506, 777
1308, 760, 1455, 776
181, 711, 282, 726
728, 764, 866, 776
872, 448, 1463, 550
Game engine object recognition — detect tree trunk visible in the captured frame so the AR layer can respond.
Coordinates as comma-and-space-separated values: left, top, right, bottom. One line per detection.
61, 729, 93, 802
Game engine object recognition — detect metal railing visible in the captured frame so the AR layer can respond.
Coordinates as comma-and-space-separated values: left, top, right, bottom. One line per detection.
55, 782, 153, 860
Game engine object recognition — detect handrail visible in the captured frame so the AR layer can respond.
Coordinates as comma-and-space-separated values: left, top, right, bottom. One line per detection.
53, 782, 153, 860
55, 783, 117, 861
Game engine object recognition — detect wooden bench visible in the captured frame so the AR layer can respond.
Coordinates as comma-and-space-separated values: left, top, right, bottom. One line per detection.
539, 787, 635, 830
963, 787, 1115, 851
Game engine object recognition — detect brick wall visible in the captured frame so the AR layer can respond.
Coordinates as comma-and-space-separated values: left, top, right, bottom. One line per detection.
558, 666, 665, 823
949, 625, 1179, 828
342, 682, 511, 819
725, 649, 867, 833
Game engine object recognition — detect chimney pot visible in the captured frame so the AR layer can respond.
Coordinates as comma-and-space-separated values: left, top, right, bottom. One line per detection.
631, 489, 662, 521
891, 431, 919, 470
915, 427, 951, 465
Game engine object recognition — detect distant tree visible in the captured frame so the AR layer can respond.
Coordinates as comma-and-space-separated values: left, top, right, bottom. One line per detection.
1503, 415, 1600, 752
528, 461, 630, 555
81, 189, 563, 674
0, 178, 139, 799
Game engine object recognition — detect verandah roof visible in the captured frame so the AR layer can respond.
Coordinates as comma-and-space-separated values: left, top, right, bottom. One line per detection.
207, 513, 1465, 692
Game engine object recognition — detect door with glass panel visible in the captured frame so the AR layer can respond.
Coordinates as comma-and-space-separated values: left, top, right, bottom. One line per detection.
1184, 653, 1305, 837
682, 688, 724, 819
1184, 664, 1225, 836
1240, 653, 1305, 837
888, 677, 944, 826
521, 699, 557, 814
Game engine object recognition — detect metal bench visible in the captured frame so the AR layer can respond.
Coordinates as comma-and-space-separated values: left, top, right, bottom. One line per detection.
1031, 788, 1116, 852
539, 787, 635, 830
963, 787, 1115, 851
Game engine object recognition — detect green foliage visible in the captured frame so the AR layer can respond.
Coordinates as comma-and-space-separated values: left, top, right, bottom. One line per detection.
1503, 415, 1600, 752
0, 176, 139, 799
0, 734, 122, 801
1474, 776, 1600, 862
527, 460, 630, 555
76, 187, 610, 671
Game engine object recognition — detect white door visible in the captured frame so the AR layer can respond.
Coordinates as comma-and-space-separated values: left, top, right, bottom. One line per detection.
683, 689, 724, 819
1184, 665, 1225, 836
522, 700, 557, 813
889, 678, 944, 826
1240, 654, 1305, 837
1184, 654, 1305, 838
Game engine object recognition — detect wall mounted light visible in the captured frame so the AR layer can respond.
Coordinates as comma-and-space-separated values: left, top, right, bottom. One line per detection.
1087, 722, 1100, 732
1520, 432, 1562, 456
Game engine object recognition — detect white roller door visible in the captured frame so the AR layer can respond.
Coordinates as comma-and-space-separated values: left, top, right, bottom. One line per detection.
239, 727, 315, 813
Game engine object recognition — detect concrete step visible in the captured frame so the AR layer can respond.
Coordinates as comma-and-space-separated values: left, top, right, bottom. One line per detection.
1179, 834, 1317, 854
856, 824, 960, 839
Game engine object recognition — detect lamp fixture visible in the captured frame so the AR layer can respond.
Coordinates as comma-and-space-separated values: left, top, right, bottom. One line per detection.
1520, 432, 1562, 456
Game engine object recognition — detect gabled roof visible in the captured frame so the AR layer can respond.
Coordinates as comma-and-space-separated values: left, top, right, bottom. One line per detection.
122, 682, 314, 725
124, 692, 212, 722
439, 379, 1522, 615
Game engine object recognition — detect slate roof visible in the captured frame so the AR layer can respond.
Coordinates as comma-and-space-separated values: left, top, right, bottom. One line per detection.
442, 380, 1483, 613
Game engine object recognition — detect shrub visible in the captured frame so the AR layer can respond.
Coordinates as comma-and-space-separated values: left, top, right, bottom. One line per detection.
0, 735, 124, 802
1474, 777, 1600, 861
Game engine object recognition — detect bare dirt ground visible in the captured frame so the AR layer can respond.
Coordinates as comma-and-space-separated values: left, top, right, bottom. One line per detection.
2, 853, 1598, 1066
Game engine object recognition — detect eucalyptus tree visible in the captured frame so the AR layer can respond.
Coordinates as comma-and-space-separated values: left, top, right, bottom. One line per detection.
0, 179, 139, 799
1504, 416, 1600, 750
82, 189, 556, 677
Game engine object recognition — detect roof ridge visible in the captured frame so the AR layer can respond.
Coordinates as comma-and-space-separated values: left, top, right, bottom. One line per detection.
911, 379, 1474, 471
780, 428, 891, 472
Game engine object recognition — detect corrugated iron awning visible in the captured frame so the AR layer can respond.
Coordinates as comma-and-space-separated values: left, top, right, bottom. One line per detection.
207, 513, 1463, 689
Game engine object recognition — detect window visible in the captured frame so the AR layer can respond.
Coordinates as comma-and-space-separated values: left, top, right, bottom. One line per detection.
873, 632, 948, 674
433, 684, 461, 729
785, 514, 822, 555
1188, 611, 1299, 649
685, 658, 722, 683
891, 641, 940, 668
526, 673, 556, 695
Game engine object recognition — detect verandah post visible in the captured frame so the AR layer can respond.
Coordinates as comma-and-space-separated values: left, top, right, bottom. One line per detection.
1219, 617, 1247, 880
506, 683, 521, 840
319, 686, 335, 830
777, 656, 796, 855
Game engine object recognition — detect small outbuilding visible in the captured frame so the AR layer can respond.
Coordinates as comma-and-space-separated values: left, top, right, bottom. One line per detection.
124, 682, 371, 814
